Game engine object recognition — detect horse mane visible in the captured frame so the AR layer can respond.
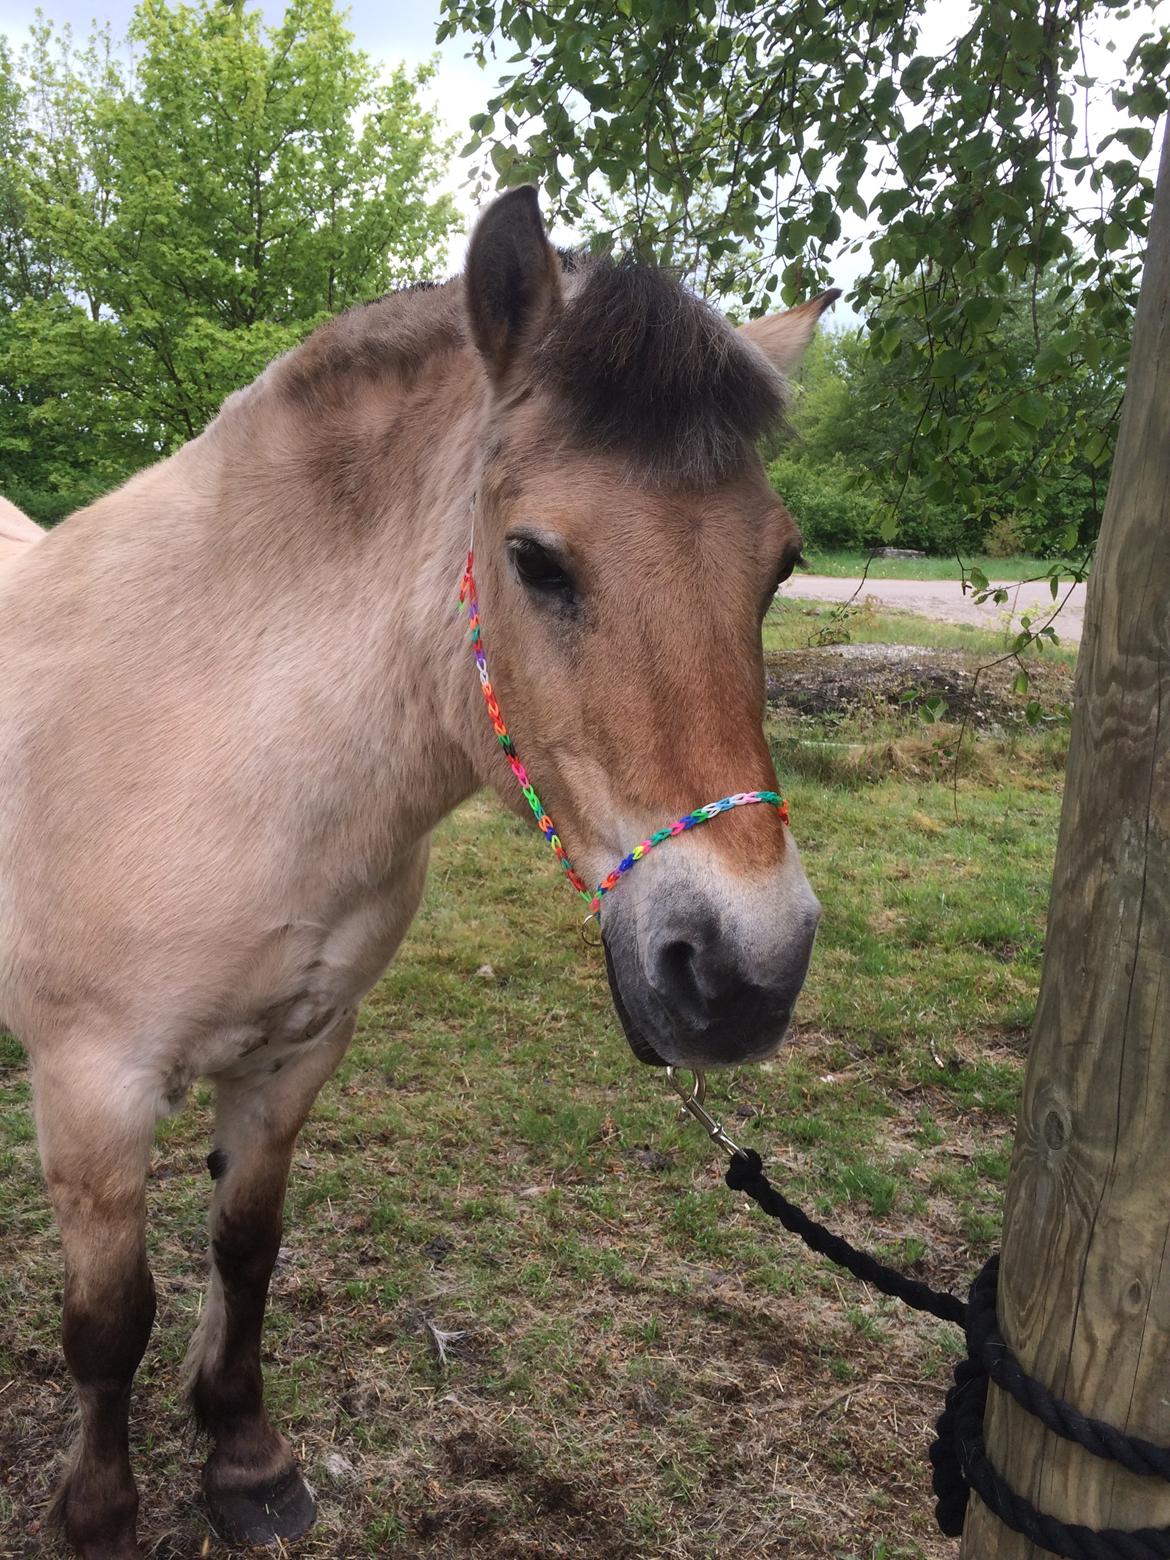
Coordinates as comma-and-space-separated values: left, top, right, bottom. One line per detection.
276, 279, 467, 405
276, 256, 786, 487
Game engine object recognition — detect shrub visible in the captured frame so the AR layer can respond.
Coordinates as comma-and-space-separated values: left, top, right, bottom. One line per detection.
893, 497, 984, 555
767, 456, 880, 550
4, 488, 98, 526
768, 454, 983, 554
982, 514, 1030, 557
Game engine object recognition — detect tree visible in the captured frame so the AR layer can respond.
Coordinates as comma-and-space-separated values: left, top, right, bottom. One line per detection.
960, 120, 1170, 1557
578, 173, 766, 302
775, 272, 1122, 556
0, 0, 459, 502
438, 0, 1169, 560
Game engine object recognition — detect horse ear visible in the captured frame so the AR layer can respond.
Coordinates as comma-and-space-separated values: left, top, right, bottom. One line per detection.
465, 186, 562, 382
737, 289, 842, 374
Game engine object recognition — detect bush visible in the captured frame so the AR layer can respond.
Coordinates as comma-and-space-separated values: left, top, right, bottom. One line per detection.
767, 456, 880, 549
892, 498, 983, 555
768, 454, 1021, 556
982, 514, 1029, 557
4, 488, 98, 526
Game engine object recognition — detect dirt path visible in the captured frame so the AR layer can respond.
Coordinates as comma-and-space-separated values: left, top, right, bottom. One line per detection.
777, 573, 1088, 642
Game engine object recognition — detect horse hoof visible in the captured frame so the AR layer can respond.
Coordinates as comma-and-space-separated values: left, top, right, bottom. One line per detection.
206, 1464, 316, 1546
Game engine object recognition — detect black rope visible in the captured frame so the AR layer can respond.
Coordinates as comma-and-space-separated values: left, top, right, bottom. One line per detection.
724, 1147, 965, 1325
722, 1148, 1170, 1558
966, 1257, 1170, 1485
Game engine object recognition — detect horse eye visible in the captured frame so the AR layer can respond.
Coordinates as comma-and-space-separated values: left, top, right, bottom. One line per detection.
773, 550, 804, 588
509, 538, 575, 599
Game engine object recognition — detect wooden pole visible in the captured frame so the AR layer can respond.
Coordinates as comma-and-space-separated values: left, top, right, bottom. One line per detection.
960, 121, 1170, 1556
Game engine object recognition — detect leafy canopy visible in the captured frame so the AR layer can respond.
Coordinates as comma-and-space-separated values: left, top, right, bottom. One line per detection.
775, 270, 1117, 557
438, 0, 1169, 557
0, 0, 458, 503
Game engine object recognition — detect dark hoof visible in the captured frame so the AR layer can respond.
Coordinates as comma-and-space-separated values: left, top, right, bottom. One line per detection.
206, 1465, 316, 1546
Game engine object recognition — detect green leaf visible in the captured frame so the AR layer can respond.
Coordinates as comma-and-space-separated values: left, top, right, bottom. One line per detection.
491, 142, 519, 177
969, 419, 1000, 456
1034, 344, 1071, 375
1014, 392, 1048, 429
1114, 126, 1152, 161
932, 348, 973, 381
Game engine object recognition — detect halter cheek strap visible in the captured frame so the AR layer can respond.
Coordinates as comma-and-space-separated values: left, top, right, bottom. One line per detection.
458, 549, 788, 917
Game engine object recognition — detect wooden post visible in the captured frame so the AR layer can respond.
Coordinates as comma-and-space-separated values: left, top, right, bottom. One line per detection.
960, 122, 1170, 1556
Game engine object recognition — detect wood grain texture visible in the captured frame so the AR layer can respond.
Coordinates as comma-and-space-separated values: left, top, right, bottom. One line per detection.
961, 122, 1170, 1556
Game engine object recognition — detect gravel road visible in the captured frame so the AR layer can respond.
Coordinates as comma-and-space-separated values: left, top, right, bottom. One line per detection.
777, 573, 1088, 642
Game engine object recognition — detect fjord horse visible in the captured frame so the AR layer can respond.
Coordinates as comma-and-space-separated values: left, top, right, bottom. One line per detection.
0, 493, 43, 571
0, 187, 833, 1556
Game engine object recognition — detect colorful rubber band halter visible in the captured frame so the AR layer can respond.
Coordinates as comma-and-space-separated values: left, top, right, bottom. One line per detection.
458, 549, 789, 917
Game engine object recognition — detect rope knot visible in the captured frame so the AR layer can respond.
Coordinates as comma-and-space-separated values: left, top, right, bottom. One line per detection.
724, 1149, 1170, 1557
725, 1148, 764, 1191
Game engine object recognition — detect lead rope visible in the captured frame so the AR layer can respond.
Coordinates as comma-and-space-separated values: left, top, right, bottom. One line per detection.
668, 1068, 1170, 1560
458, 535, 1170, 1555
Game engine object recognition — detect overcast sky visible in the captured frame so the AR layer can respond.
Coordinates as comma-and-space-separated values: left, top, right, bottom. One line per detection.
0, 0, 450, 63
0, 0, 1160, 298
0, 0, 504, 263
0, 4, 488, 160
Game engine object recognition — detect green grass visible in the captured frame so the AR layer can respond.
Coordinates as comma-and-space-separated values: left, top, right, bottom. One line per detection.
801, 548, 1079, 583
0, 688, 1062, 1559
765, 594, 1079, 663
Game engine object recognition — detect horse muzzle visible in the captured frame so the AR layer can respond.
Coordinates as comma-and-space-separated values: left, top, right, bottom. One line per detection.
600, 885, 820, 1069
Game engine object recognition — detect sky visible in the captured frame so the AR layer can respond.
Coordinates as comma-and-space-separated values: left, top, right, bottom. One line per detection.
0, 0, 454, 63
0, 0, 497, 264
0, 0, 1161, 297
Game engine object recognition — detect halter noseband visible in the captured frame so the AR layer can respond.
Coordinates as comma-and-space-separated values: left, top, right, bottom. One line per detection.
458, 549, 788, 918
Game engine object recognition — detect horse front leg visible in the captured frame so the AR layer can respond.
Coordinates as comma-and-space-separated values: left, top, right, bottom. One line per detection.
186, 1014, 355, 1546
33, 1053, 159, 1560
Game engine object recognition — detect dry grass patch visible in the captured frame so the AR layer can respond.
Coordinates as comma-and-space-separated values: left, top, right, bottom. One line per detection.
1, 707, 1062, 1558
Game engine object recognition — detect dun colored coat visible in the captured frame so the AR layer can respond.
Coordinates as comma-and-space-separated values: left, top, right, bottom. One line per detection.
0, 186, 834, 1557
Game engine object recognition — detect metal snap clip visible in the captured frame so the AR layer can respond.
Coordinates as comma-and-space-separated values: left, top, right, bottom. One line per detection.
665, 1066, 747, 1160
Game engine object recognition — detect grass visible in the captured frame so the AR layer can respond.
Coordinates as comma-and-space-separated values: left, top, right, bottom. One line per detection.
765, 594, 1079, 664
0, 645, 1065, 1559
801, 548, 1080, 583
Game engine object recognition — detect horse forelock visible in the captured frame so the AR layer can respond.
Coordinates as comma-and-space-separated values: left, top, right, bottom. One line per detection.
535, 257, 788, 487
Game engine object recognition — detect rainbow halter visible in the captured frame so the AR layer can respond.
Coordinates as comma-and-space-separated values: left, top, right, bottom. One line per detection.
458, 549, 788, 917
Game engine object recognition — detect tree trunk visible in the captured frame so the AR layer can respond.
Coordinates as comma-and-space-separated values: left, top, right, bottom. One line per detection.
960, 123, 1170, 1556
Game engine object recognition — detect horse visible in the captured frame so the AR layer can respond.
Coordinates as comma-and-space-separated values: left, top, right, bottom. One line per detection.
0, 185, 834, 1557
0, 494, 44, 572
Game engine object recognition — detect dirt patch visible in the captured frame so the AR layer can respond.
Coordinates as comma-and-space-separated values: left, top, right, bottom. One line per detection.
421, 1421, 642, 1557
766, 642, 1073, 728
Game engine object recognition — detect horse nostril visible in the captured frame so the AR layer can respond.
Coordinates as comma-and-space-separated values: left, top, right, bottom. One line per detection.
653, 937, 708, 1019
659, 937, 697, 984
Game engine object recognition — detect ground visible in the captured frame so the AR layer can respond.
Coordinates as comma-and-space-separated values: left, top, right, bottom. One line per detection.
0, 593, 1070, 1559
766, 592, 1075, 732
777, 574, 1086, 643
798, 551, 1076, 585
765, 641, 1073, 731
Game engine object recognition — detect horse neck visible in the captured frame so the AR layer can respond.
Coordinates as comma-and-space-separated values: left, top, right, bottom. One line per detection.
218, 346, 493, 838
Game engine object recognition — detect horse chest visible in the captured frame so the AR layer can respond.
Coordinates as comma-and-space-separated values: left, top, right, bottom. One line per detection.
198, 888, 416, 1084
205, 985, 357, 1084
